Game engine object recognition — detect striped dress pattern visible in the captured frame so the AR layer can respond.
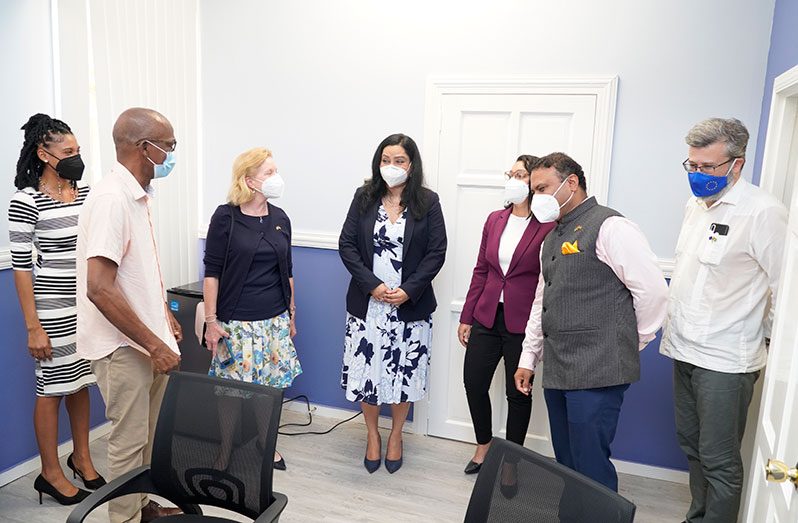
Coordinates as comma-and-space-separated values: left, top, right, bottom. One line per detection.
8, 186, 96, 396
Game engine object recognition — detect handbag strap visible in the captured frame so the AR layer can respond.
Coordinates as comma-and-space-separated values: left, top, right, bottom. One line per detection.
219, 204, 235, 284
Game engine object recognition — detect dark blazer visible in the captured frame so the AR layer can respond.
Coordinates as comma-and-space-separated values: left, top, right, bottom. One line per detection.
339, 186, 447, 322
460, 207, 553, 333
204, 203, 293, 323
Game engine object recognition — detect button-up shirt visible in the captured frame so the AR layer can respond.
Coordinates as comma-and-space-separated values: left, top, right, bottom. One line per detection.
660, 178, 787, 373
76, 162, 179, 360
519, 208, 669, 371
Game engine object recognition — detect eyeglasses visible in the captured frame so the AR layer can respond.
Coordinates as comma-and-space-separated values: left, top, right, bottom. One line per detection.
138, 139, 178, 152
504, 170, 529, 180
682, 157, 736, 174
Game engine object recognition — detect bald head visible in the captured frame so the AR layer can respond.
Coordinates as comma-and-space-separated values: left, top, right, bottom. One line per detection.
112, 107, 173, 150
112, 107, 176, 186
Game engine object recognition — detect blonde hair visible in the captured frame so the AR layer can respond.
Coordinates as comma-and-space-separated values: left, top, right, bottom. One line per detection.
227, 147, 273, 206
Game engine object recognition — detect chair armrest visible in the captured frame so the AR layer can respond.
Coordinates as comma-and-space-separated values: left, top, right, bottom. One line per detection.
253, 492, 288, 523
67, 466, 158, 523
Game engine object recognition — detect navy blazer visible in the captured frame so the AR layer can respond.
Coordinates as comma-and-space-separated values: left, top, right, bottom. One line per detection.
204, 203, 293, 323
339, 187, 447, 322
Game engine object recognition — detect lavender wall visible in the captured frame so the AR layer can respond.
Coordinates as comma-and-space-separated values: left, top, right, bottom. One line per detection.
752, 0, 798, 183
0, 270, 107, 475
285, 246, 687, 470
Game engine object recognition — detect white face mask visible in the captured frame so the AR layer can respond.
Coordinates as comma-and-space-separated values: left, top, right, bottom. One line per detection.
531, 177, 573, 223
504, 178, 530, 205
380, 164, 409, 187
256, 173, 285, 199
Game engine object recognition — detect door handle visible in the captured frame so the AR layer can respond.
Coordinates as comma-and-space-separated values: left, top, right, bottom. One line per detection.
765, 459, 798, 489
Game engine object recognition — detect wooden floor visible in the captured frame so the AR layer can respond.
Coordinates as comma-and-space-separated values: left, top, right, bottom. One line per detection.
0, 411, 690, 522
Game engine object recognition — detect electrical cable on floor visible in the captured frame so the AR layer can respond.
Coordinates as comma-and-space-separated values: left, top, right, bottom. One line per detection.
278, 394, 362, 436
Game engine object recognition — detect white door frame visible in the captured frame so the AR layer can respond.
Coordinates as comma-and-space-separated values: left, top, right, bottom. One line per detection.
758, 65, 798, 202
740, 62, 798, 522
414, 74, 619, 435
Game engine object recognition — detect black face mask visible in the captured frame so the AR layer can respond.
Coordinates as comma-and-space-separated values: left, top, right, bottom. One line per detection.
44, 150, 85, 181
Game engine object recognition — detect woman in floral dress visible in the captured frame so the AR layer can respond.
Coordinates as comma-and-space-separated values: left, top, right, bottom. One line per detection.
339, 134, 447, 473
203, 147, 301, 470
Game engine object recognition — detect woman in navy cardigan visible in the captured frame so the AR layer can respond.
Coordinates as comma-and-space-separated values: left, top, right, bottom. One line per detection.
339, 134, 447, 474
203, 147, 301, 471
458, 155, 554, 475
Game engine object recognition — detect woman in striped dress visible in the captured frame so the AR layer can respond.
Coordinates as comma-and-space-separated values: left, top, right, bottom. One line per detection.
8, 114, 104, 505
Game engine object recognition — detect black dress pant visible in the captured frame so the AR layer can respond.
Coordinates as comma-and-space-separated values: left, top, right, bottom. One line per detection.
463, 304, 532, 445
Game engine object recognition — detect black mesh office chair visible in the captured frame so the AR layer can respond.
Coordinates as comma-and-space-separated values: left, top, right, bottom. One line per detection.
464, 438, 636, 523
67, 371, 287, 522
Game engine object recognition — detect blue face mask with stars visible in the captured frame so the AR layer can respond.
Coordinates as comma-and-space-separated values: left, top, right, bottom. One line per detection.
687, 158, 736, 198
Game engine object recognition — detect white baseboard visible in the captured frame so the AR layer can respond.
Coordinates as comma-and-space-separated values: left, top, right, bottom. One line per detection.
0, 247, 11, 270
282, 399, 405, 432
612, 458, 689, 484
281, 399, 689, 484
0, 421, 111, 488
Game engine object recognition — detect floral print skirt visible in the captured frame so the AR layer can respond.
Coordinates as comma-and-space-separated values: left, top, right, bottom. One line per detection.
341, 299, 432, 405
209, 312, 302, 392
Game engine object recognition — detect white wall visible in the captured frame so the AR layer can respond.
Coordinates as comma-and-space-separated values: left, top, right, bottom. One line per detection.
200, 0, 775, 258
0, 0, 55, 257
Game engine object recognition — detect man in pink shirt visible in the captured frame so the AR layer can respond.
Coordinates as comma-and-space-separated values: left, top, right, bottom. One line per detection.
76, 107, 182, 523
514, 152, 668, 493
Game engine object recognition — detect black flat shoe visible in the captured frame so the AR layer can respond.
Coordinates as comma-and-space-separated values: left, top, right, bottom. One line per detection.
33, 474, 90, 505
464, 460, 482, 475
66, 453, 106, 490
363, 457, 381, 473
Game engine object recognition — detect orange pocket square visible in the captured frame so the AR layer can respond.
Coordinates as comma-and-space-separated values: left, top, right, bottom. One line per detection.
561, 240, 580, 255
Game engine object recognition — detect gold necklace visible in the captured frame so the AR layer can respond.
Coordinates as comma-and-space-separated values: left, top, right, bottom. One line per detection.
39, 179, 76, 201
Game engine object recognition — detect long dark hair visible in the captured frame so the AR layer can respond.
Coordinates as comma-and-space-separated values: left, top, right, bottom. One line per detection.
504, 154, 538, 214
357, 133, 428, 220
15, 113, 73, 190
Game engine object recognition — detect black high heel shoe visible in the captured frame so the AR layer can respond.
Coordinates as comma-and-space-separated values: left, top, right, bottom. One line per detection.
363, 456, 381, 474
33, 474, 90, 505
66, 453, 107, 490
364, 434, 382, 473
499, 463, 518, 499
256, 440, 287, 471
384, 441, 403, 474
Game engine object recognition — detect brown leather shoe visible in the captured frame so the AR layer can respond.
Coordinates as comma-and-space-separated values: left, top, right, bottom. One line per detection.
141, 500, 182, 522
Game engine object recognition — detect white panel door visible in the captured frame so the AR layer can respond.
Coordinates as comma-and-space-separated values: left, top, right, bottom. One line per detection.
741, 65, 798, 523
743, 183, 798, 522
742, 109, 798, 523
424, 77, 618, 455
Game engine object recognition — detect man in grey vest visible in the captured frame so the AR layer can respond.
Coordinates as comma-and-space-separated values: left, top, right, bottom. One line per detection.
661, 118, 787, 523
514, 152, 668, 491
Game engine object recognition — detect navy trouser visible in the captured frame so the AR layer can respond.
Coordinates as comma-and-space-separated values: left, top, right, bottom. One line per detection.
544, 384, 629, 491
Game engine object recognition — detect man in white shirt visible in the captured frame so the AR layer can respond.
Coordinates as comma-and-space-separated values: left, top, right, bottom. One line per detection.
77, 108, 182, 523
660, 118, 788, 523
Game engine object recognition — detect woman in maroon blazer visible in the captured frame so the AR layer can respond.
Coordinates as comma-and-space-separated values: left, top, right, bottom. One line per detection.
458, 155, 554, 475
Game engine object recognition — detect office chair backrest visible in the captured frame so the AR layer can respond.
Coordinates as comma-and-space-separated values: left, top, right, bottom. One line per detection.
150, 372, 284, 519
464, 438, 636, 523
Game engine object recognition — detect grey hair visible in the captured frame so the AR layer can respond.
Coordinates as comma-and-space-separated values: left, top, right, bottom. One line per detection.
685, 118, 749, 158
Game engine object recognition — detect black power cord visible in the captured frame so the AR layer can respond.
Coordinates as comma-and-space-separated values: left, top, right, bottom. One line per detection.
278, 394, 362, 436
